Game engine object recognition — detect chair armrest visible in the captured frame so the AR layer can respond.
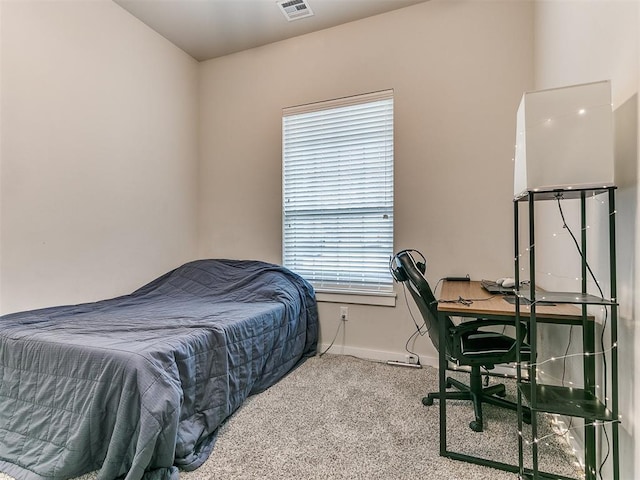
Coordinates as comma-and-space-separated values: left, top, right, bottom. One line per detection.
450, 318, 528, 344
451, 318, 524, 334
447, 318, 529, 364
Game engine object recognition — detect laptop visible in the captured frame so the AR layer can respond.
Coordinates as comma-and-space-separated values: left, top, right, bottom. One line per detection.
480, 279, 515, 295
481, 280, 556, 305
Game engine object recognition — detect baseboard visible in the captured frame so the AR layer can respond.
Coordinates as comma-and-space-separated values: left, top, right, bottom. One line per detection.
317, 344, 438, 367
316, 344, 520, 378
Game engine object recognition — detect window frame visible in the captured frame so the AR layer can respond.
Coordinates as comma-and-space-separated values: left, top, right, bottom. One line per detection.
282, 90, 395, 300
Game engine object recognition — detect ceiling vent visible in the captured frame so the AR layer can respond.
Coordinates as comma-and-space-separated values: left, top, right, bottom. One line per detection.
277, 0, 314, 21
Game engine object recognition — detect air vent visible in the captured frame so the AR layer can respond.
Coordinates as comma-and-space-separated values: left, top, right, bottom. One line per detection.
277, 0, 314, 21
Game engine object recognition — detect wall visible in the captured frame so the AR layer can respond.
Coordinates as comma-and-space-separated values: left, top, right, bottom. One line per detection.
198, 0, 534, 363
0, 0, 200, 314
0, 0, 634, 474
533, 1, 639, 477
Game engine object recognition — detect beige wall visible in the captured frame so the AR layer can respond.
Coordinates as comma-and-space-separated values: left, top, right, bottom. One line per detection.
198, 0, 534, 363
0, 0, 200, 314
533, 1, 639, 477
3, 0, 636, 475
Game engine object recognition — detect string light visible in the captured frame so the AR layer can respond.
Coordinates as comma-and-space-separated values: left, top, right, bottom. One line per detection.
510, 343, 617, 369
518, 414, 621, 478
537, 369, 588, 387
512, 195, 616, 480
511, 199, 616, 480
520, 419, 621, 447
519, 414, 608, 479
524, 269, 608, 288
523, 297, 612, 308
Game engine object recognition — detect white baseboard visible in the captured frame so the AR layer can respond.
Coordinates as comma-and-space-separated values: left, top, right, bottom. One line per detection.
316, 344, 521, 378
317, 343, 438, 367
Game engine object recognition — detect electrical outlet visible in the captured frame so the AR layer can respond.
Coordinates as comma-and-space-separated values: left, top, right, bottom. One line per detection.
405, 354, 418, 365
340, 306, 348, 321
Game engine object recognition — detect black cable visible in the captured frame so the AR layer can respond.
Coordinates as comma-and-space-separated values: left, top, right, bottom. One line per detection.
404, 328, 421, 362
400, 281, 428, 364
599, 423, 611, 480
561, 325, 573, 386
556, 196, 604, 298
556, 197, 609, 398
402, 281, 428, 335
437, 295, 496, 306
433, 277, 444, 298
556, 196, 611, 474
318, 318, 344, 357
600, 308, 609, 403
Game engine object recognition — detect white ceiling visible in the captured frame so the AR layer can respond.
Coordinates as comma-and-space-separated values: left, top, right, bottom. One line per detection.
114, 0, 429, 61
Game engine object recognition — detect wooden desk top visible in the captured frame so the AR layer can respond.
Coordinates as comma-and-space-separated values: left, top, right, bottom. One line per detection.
438, 280, 590, 323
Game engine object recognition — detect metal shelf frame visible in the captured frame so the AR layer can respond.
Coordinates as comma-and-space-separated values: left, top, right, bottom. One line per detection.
514, 187, 619, 480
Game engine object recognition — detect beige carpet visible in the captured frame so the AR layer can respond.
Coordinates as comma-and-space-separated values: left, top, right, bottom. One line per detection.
0, 354, 580, 479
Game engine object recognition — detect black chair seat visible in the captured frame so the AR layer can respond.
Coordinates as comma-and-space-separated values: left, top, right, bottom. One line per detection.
460, 331, 517, 356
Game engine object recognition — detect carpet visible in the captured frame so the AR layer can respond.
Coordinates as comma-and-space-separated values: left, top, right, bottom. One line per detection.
0, 354, 580, 479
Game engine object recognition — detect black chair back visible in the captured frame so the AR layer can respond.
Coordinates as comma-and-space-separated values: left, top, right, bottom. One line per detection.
393, 251, 455, 355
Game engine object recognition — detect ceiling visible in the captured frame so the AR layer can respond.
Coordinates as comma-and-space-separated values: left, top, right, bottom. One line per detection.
114, 0, 429, 62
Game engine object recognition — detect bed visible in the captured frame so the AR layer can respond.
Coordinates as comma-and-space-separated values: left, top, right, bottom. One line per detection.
0, 259, 318, 480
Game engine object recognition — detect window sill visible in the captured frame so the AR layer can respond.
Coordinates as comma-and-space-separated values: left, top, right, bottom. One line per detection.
315, 289, 396, 307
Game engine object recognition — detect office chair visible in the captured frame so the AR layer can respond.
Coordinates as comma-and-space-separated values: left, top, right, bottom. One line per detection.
391, 250, 530, 432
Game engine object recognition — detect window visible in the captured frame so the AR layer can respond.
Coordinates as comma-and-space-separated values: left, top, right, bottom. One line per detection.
282, 90, 394, 294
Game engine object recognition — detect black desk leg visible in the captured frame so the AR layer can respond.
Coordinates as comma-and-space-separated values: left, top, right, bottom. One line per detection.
439, 311, 447, 456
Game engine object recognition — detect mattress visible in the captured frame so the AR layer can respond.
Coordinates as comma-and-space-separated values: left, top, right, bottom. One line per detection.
0, 259, 318, 480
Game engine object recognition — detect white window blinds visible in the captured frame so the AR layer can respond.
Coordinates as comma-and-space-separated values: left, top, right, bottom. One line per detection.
282, 90, 394, 293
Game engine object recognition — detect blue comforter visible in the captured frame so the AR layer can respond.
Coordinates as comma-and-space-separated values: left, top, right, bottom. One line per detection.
0, 259, 318, 480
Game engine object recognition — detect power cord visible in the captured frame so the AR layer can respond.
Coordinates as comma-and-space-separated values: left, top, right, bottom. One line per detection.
404, 328, 422, 362
437, 295, 496, 306
556, 197, 609, 398
400, 280, 430, 363
401, 280, 429, 335
318, 317, 344, 357
556, 195, 610, 480
556, 196, 605, 300
561, 325, 573, 386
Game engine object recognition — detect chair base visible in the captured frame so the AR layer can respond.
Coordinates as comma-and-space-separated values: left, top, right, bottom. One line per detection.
422, 367, 531, 432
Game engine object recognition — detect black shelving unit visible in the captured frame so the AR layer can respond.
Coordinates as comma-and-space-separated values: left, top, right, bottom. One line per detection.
513, 186, 619, 480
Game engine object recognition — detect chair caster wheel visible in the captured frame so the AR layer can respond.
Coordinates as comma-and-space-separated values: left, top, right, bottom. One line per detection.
422, 396, 434, 406
522, 411, 532, 424
445, 381, 453, 389
469, 420, 483, 432
497, 390, 507, 397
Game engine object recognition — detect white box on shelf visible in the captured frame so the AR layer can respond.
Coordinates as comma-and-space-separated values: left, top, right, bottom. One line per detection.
513, 80, 614, 198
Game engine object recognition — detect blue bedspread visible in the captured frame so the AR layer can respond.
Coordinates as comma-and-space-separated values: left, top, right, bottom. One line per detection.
0, 259, 318, 480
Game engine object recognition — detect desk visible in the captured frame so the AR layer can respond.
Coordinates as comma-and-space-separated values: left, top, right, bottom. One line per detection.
436, 280, 588, 477
438, 280, 587, 324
